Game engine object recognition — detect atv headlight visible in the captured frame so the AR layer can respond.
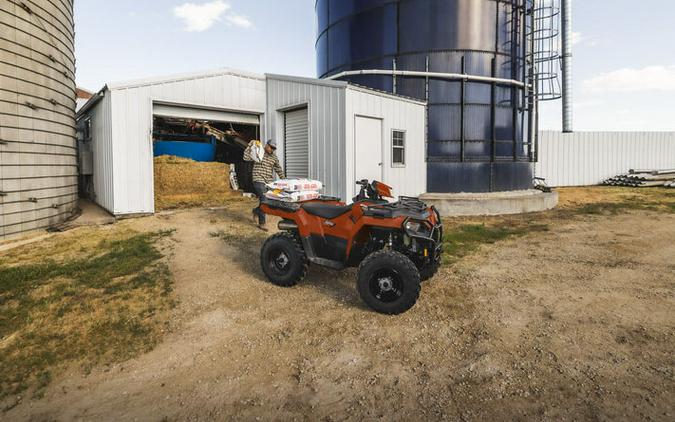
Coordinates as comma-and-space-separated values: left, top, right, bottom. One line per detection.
405, 220, 431, 236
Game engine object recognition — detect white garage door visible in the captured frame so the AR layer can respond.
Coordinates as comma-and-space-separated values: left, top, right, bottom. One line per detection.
284, 107, 309, 179
153, 103, 260, 125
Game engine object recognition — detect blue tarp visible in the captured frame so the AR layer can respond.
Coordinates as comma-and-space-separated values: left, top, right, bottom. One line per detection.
153, 140, 216, 162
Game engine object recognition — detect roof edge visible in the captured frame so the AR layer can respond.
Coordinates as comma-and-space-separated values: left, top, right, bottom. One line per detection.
266, 73, 348, 88
76, 86, 108, 117
107, 68, 265, 90
267, 74, 427, 105
347, 84, 427, 106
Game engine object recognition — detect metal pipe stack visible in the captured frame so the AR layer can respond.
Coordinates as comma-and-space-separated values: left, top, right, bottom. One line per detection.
603, 169, 675, 188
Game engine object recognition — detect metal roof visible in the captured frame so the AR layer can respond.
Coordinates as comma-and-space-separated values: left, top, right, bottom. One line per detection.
265, 73, 427, 106
107, 67, 265, 90
77, 68, 267, 118
77, 68, 426, 118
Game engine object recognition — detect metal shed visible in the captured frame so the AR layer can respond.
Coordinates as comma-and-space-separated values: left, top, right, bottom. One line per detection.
77, 69, 267, 215
77, 70, 426, 215
266, 74, 427, 202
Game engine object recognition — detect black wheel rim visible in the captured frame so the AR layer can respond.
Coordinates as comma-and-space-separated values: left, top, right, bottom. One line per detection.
368, 268, 404, 303
268, 247, 292, 276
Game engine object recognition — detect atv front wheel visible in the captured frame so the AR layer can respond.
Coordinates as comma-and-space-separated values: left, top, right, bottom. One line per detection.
260, 233, 308, 287
357, 250, 421, 315
419, 259, 440, 282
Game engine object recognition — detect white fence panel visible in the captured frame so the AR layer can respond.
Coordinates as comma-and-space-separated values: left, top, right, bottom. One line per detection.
535, 131, 675, 187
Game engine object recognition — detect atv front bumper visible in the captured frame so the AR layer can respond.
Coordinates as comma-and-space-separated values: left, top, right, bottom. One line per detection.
403, 206, 444, 263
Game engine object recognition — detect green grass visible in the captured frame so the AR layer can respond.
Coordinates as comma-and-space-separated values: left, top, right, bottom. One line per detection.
442, 224, 548, 265
0, 230, 175, 402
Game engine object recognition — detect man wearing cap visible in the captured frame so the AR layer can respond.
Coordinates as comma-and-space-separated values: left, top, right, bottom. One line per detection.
243, 139, 286, 230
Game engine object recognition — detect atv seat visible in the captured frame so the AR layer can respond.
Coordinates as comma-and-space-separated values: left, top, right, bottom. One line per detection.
302, 203, 352, 219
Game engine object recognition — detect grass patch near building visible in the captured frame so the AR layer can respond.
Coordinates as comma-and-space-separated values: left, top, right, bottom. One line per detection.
0, 228, 176, 403
439, 187, 674, 266
557, 186, 675, 215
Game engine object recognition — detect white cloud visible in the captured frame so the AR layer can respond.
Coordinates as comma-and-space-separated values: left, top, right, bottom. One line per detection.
571, 31, 583, 46
583, 65, 675, 93
570, 32, 602, 48
174, 0, 252, 32
574, 99, 604, 108
225, 13, 253, 29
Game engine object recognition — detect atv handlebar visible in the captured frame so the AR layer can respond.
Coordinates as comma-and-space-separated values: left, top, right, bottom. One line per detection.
354, 180, 375, 202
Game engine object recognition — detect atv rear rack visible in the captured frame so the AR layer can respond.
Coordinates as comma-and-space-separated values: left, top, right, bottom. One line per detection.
261, 195, 342, 212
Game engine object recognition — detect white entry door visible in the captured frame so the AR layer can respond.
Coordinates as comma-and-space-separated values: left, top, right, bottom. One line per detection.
354, 116, 383, 183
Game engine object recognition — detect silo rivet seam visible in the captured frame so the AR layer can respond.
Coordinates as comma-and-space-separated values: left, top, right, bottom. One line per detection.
0, 192, 7, 197
24, 102, 39, 110
28, 198, 39, 203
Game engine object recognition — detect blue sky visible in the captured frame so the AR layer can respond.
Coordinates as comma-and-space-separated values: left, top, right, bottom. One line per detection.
75, 0, 675, 131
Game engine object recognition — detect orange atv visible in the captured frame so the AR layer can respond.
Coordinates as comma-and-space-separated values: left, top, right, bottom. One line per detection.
259, 180, 443, 314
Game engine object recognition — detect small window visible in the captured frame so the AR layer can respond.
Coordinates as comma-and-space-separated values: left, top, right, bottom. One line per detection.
392, 130, 406, 166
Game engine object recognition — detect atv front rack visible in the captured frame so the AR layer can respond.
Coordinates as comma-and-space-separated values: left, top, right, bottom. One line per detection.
362, 196, 431, 220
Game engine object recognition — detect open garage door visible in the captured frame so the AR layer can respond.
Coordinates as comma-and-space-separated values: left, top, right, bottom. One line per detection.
153, 103, 260, 125
151, 103, 261, 206
284, 107, 309, 179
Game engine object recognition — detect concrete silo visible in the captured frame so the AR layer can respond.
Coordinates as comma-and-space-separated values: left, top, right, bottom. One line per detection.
0, 0, 78, 238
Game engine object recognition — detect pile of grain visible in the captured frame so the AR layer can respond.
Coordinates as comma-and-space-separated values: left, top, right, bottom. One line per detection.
154, 155, 238, 210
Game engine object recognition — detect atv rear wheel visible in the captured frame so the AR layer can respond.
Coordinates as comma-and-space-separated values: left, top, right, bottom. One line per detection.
357, 250, 421, 315
260, 233, 308, 287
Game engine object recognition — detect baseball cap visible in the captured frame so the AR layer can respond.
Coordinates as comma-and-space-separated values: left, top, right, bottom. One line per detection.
266, 139, 277, 149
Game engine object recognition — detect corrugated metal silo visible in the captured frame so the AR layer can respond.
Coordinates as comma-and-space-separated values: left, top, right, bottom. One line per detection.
0, 0, 78, 238
316, 0, 537, 193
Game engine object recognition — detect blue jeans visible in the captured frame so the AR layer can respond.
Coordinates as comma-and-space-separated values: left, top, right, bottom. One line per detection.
253, 182, 267, 225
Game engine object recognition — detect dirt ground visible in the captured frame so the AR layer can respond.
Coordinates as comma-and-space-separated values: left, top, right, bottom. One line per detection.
5, 196, 675, 421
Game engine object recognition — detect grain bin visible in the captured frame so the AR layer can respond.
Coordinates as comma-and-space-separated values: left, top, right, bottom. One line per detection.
316, 0, 537, 193
0, 0, 78, 238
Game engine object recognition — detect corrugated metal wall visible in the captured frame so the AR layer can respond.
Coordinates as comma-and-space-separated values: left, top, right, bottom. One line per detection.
345, 87, 427, 201
90, 91, 114, 213
0, 0, 78, 238
535, 131, 675, 187
266, 76, 347, 199
80, 71, 267, 215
